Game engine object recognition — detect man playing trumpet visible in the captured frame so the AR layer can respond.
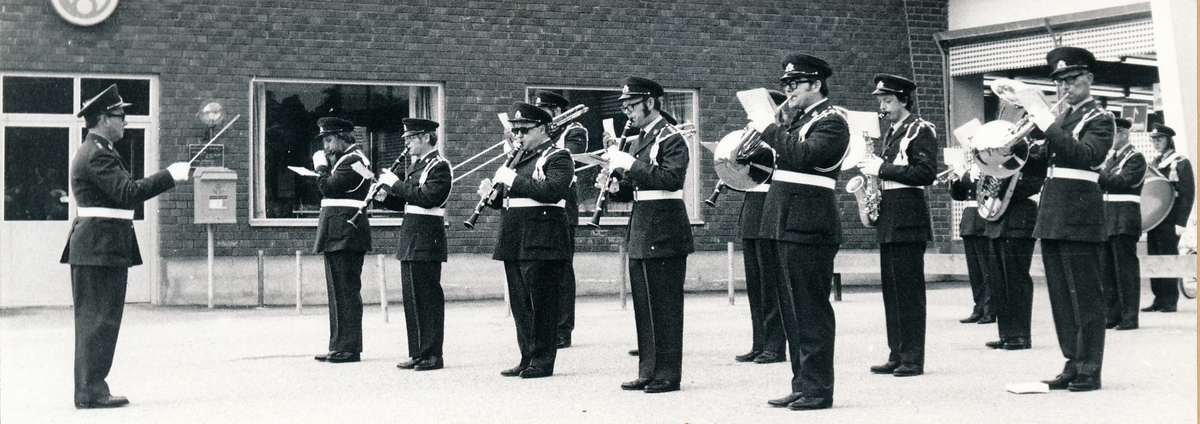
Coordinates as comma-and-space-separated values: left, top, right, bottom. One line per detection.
375, 118, 452, 371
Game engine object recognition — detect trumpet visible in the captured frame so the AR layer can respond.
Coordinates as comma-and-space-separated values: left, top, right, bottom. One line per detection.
346, 147, 408, 228
464, 104, 589, 229
934, 168, 958, 185
588, 121, 633, 228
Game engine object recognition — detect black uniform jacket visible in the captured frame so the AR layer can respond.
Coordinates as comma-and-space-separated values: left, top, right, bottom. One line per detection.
610, 117, 695, 259
1026, 98, 1113, 242
983, 172, 1044, 239
490, 145, 574, 262
949, 174, 987, 237
876, 114, 937, 243
558, 123, 588, 228
314, 144, 372, 253
1152, 150, 1195, 229
756, 99, 849, 245
378, 150, 452, 262
1098, 143, 1145, 237
61, 133, 176, 267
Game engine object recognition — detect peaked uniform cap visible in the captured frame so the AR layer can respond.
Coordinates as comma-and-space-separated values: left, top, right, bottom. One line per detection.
508, 102, 553, 124
316, 117, 355, 138
780, 53, 833, 81
77, 84, 133, 118
618, 76, 664, 100
533, 91, 570, 109
872, 74, 917, 95
402, 118, 439, 137
1046, 46, 1096, 78
1149, 124, 1175, 138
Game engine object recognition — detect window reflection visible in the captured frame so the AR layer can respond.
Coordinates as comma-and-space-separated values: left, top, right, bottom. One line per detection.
4, 127, 70, 221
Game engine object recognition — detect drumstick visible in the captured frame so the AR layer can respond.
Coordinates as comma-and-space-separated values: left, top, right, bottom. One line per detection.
189, 114, 241, 166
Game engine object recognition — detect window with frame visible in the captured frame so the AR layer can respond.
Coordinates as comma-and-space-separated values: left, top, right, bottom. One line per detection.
251, 79, 442, 224
525, 87, 701, 224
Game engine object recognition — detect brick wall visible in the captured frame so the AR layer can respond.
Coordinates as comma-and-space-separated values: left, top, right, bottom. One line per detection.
1, 0, 949, 257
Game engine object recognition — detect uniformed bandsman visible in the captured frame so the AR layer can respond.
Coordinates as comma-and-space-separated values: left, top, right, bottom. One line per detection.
1098, 118, 1145, 330
1023, 46, 1114, 392
858, 74, 938, 378
600, 76, 694, 394
752, 54, 848, 410
62, 84, 190, 409
982, 168, 1043, 350
532, 91, 588, 349
949, 165, 994, 325
376, 118, 452, 371
312, 117, 372, 364
481, 102, 575, 379
1142, 124, 1194, 314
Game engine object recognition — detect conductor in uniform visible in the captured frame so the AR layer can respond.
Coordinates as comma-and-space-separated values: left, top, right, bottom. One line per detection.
600, 76, 694, 394
311, 117, 372, 364
481, 102, 575, 379
1098, 118, 1145, 330
1023, 46, 1113, 392
1142, 124, 1194, 313
750, 54, 848, 410
376, 118, 452, 371
532, 91, 589, 349
858, 74, 938, 378
62, 84, 191, 408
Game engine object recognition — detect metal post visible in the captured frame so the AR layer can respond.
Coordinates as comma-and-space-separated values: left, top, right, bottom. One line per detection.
295, 250, 303, 314
833, 273, 842, 302
619, 245, 628, 310
378, 254, 388, 323
207, 223, 214, 309
257, 250, 265, 308
727, 241, 735, 305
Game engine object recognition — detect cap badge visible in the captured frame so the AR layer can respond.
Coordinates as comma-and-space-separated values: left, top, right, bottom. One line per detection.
514, 111, 524, 120
1055, 60, 1067, 70
876, 81, 886, 91
785, 63, 796, 73
621, 85, 630, 94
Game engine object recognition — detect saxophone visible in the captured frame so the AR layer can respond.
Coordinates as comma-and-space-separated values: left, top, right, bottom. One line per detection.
845, 130, 881, 227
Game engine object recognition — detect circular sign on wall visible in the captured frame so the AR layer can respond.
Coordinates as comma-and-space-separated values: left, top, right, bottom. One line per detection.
50, 0, 120, 27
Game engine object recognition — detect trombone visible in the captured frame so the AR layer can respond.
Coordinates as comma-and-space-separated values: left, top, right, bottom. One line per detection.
451, 139, 509, 184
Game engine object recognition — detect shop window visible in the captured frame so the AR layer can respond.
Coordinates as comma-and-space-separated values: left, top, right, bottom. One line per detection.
251, 80, 441, 223
524, 87, 701, 224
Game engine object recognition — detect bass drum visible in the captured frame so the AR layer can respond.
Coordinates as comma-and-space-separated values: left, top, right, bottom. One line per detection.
1140, 167, 1176, 232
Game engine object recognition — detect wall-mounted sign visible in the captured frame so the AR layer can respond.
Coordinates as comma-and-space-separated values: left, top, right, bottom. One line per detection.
1122, 105, 1149, 132
51, 0, 120, 27
189, 144, 224, 168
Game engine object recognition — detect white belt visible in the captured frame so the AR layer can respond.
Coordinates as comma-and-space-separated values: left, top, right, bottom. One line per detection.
633, 190, 684, 201
1104, 194, 1140, 203
748, 184, 770, 193
962, 200, 978, 208
404, 205, 446, 216
882, 181, 919, 190
1048, 167, 1099, 183
504, 198, 565, 208
771, 170, 835, 189
321, 199, 366, 208
77, 207, 134, 220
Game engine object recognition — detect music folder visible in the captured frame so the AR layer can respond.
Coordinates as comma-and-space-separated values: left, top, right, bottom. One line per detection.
735, 88, 775, 119
1005, 381, 1049, 394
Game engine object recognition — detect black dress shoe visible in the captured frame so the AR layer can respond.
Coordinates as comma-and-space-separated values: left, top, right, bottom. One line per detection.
787, 396, 833, 410
519, 366, 552, 379
1140, 304, 1161, 312
1002, 337, 1031, 350
959, 313, 982, 323
985, 340, 1005, 349
767, 392, 804, 407
628, 349, 639, 356
75, 395, 130, 409
1115, 323, 1139, 331
892, 364, 923, 377
643, 380, 680, 393
396, 358, 420, 369
314, 352, 333, 362
500, 365, 527, 377
976, 315, 996, 324
414, 356, 443, 371
870, 361, 900, 374
735, 350, 761, 362
621, 378, 651, 390
556, 338, 572, 349
1105, 321, 1120, 329
753, 351, 785, 364
1159, 304, 1177, 313
326, 351, 360, 363
1067, 375, 1101, 392
1041, 373, 1075, 390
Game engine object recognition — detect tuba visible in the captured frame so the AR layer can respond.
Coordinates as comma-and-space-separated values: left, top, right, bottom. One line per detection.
712, 128, 775, 191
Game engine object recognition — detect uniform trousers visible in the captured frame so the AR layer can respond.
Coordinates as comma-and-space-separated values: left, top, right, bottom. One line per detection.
505, 260, 564, 371
324, 251, 365, 353
962, 235, 992, 317
558, 234, 577, 342
71, 265, 128, 404
1146, 226, 1180, 308
401, 261, 444, 358
1041, 239, 1105, 378
761, 240, 837, 397
1101, 234, 1140, 325
743, 238, 785, 355
880, 241, 927, 366
989, 238, 1035, 340
629, 257, 686, 383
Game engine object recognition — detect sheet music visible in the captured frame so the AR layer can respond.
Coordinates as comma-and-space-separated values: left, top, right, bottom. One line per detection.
736, 88, 775, 119
844, 110, 881, 139
498, 113, 511, 130
952, 118, 982, 149
603, 118, 616, 139
287, 166, 318, 177
943, 147, 967, 167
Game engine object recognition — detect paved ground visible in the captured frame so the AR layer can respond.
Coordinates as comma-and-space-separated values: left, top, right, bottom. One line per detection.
1, 282, 1195, 424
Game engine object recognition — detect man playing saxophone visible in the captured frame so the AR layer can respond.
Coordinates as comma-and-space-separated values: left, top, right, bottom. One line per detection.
857, 74, 937, 378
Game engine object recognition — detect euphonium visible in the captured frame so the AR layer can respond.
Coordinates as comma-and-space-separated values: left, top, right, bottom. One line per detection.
845, 130, 880, 227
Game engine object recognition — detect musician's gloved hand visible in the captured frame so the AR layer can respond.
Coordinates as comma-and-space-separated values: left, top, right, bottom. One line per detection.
952, 164, 967, 180
493, 166, 517, 187
166, 162, 191, 182
858, 156, 883, 177
477, 178, 493, 198
747, 110, 776, 133
594, 171, 619, 193
1177, 225, 1186, 237
373, 184, 389, 202
312, 150, 329, 170
1027, 109, 1056, 132
503, 132, 515, 154
603, 146, 636, 171
379, 170, 400, 187
602, 131, 618, 149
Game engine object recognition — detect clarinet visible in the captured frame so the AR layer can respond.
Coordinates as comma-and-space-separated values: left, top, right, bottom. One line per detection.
588, 121, 633, 228
346, 148, 408, 228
